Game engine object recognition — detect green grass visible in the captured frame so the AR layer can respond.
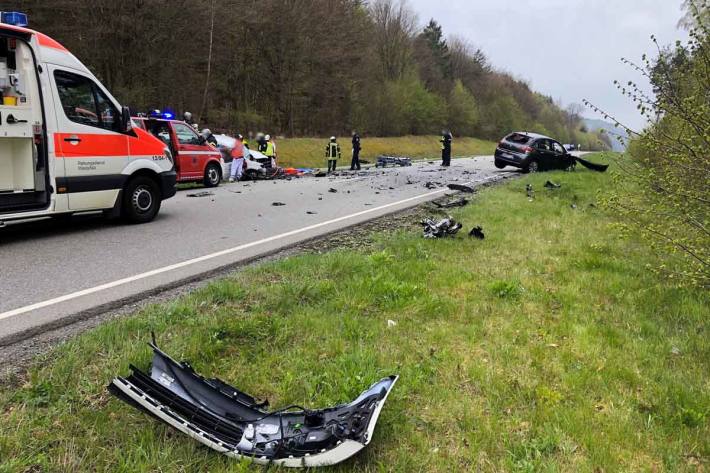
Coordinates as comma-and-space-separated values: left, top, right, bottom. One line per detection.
1, 155, 708, 472
275, 135, 496, 169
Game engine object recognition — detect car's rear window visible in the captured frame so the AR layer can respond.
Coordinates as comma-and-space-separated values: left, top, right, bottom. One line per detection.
506, 133, 533, 144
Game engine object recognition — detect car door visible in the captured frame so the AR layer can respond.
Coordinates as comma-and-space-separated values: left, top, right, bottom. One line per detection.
172, 122, 204, 179
534, 139, 554, 170
50, 67, 128, 209
551, 141, 571, 170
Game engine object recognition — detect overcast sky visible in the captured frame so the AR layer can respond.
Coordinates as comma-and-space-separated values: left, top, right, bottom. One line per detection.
408, 0, 688, 130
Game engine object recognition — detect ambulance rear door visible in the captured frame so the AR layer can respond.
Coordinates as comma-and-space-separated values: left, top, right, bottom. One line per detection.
48, 65, 128, 210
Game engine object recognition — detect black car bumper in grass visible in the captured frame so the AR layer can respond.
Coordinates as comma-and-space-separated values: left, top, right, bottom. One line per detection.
108, 340, 398, 468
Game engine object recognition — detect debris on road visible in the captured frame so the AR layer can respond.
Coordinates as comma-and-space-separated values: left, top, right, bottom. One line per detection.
576, 156, 609, 172
447, 184, 475, 193
544, 180, 561, 189
306, 211, 318, 215
376, 156, 413, 168
434, 198, 469, 209
272, 202, 286, 206
421, 216, 463, 239
328, 188, 338, 193
469, 226, 485, 240
187, 191, 214, 198
109, 339, 398, 468
425, 181, 439, 189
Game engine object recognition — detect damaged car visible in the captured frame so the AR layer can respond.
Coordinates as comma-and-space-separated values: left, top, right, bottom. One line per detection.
108, 340, 398, 468
494, 132, 575, 173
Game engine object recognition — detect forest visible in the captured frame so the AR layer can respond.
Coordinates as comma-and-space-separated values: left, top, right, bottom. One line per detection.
1, 0, 610, 148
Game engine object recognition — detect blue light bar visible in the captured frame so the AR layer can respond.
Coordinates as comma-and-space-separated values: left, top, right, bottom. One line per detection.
162, 112, 174, 119
1, 12, 29, 27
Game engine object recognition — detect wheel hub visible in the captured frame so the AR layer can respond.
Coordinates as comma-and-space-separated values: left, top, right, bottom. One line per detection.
132, 186, 153, 213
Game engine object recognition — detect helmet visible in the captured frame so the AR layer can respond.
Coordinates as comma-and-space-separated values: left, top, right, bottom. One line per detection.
201, 128, 211, 137
265, 134, 271, 141
183, 111, 193, 121
237, 134, 244, 140
330, 136, 336, 141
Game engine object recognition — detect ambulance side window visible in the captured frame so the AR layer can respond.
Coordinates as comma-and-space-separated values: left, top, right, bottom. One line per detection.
54, 70, 120, 132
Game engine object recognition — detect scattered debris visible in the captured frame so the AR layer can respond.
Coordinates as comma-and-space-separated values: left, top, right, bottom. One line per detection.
447, 184, 474, 193
187, 191, 214, 198
671, 346, 681, 356
387, 319, 397, 328
306, 211, 318, 215
314, 171, 327, 178
109, 338, 398, 468
526, 184, 534, 201
376, 156, 412, 168
434, 198, 469, 209
421, 216, 463, 239
425, 181, 438, 189
328, 188, 338, 193
544, 180, 561, 189
469, 226, 485, 240
272, 202, 286, 206
570, 204, 578, 210
575, 156, 609, 172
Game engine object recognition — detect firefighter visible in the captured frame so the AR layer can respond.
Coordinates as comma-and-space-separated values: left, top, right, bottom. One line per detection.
201, 128, 218, 147
350, 131, 361, 171
440, 130, 452, 167
263, 134, 276, 167
325, 136, 341, 173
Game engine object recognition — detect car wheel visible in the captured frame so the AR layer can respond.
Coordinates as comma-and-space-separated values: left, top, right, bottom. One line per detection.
525, 160, 539, 174
494, 160, 506, 169
204, 163, 221, 187
123, 176, 161, 224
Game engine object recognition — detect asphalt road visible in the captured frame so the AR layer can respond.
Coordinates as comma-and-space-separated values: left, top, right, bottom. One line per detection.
0, 156, 513, 344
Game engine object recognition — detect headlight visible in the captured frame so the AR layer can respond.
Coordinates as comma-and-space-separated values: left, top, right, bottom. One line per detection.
164, 148, 174, 168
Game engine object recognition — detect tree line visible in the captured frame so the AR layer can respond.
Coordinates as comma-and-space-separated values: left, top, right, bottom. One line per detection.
2, 0, 609, 148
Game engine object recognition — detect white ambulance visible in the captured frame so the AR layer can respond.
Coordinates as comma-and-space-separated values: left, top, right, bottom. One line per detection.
0, 13, 176, 225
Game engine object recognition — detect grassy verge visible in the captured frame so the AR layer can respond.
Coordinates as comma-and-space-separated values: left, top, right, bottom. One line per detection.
1, 155, 708, 472
275, 135, 496, 169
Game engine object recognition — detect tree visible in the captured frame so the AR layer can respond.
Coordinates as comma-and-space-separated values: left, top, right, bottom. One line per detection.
586, 0, 710, 285
448, 80, 478, 136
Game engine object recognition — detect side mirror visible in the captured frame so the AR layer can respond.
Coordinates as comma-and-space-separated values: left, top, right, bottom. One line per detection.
121, 106, 131, 132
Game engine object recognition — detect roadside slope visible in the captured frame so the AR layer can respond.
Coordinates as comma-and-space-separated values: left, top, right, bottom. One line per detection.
276, 135, 496, 168
1, 156, 707, 472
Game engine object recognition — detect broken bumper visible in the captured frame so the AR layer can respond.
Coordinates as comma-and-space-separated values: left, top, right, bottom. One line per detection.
108, 342, 397, 468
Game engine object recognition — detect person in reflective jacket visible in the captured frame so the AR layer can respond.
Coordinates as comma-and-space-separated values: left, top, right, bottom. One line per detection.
325, 136, 341, 173
351, 131, 362, 171
440, 130, 452, 167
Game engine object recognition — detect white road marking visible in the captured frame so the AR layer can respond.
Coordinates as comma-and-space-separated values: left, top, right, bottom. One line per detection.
0, 176, 502, 322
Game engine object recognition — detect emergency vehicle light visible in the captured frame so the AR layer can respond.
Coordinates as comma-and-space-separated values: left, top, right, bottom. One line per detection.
162, 112, 174, 119
1, 12, 29, 27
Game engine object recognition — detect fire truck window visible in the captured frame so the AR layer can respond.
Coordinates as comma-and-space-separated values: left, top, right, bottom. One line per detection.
54, 70, 120, 132
54, 71, 99, 127
173, 123, 200, 145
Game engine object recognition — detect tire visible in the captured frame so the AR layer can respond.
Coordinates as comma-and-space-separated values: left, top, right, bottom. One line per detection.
494, 160, 506, 169
524, 160, 539, 174
204, 162, 221, 187
245, 169, 259, 181
122, 176, 161, 224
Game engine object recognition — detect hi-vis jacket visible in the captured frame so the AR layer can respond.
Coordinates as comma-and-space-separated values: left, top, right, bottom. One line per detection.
325, 142, 341, 160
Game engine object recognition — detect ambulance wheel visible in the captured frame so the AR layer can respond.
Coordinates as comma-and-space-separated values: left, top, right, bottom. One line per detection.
204, 163, 221, 187
123, 176, 161, 224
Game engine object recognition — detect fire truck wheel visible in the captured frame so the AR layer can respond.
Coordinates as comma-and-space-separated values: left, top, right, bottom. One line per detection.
204, 163, 222, 188
123, 176, 161, 224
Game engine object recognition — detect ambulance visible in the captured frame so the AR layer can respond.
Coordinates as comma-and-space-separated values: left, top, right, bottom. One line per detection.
0, 12, 176, 225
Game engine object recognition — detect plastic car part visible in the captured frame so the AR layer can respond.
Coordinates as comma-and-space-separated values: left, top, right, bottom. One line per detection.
108, 341, 398, 468
421, 216, 463, 238
575, 156, 609, 172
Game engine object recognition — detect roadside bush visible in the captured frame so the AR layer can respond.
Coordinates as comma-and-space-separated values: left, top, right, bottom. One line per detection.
586, 0, 710, 286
